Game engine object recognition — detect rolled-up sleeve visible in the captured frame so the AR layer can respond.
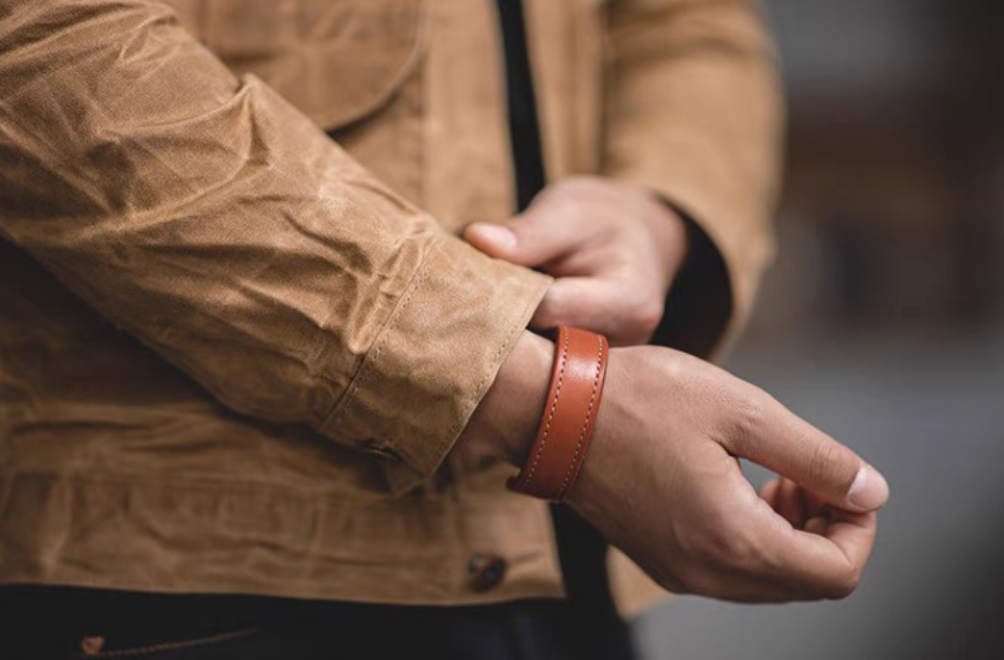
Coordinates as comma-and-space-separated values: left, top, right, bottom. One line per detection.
0, 1, 551, 479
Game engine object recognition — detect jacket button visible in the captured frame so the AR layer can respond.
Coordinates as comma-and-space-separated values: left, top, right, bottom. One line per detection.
468, 553, 506, 593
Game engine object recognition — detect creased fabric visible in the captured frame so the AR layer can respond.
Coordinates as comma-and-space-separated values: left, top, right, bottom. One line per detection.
0, 0, 779, 614
0, 0, 549, 476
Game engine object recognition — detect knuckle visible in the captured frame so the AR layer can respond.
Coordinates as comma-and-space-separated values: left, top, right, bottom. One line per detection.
725, 392, 770, 453
636, 297, 664, 333
825, 565, 862, 600
624, 295, 664, 341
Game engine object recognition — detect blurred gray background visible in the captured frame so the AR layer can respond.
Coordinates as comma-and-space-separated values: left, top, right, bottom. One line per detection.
635, 2, 1004, 658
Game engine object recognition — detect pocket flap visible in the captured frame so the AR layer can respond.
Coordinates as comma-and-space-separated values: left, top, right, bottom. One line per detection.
196, 0, 423, 130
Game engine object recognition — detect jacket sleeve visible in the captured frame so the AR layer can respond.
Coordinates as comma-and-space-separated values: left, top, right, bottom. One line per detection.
0, 0, 551, 480
602, 0, 784, 357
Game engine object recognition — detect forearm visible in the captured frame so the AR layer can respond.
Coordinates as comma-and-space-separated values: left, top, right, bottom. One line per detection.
0, 0, 552, 478
0, 0, 428, 427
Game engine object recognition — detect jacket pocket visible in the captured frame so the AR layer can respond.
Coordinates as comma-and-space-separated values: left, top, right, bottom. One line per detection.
177, 0, 423, 131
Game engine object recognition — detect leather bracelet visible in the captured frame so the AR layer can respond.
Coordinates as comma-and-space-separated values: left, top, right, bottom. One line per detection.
507, 326, 609, 502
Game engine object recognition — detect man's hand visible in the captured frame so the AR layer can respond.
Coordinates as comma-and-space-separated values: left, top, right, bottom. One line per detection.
458, 332, 889, 603
464, 177, 687, 346
567, 344, 888, 602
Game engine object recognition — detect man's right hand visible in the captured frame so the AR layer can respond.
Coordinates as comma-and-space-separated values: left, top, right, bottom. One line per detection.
458, 331, 889, 603
565, 343, 887, 602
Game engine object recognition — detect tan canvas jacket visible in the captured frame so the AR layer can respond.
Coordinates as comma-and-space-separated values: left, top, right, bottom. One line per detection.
0, 0, 781, 616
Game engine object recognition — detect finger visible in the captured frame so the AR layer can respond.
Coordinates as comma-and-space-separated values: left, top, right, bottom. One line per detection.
824, 510, 879, 573
694, 472, 876, 603
759, 479, 780, 508
804, 515, 829, 536
757, 509, 878, 600
722, 392, 889, 513
531, 277, 661, 345
805, 490, 830, 518
464, 206, 587, 267
464, 223, 520, 259
778, 478, 807, 528
688, 510, 874, 603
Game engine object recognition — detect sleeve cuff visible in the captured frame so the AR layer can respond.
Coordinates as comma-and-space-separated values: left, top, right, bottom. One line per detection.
320, 234, 552, 488
649, 198, 733, 359
609, 156, 776, 360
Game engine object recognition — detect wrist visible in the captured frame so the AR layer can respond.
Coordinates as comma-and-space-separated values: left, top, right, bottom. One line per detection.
455, 330, 553, 465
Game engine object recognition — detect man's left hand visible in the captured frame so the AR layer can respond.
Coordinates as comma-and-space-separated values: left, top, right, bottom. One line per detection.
464, 177, 688, 346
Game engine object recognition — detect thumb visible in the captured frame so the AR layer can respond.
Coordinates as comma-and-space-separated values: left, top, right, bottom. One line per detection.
464, 208, 585, 267
723, 392, 889, 513
464, 223, 519, 259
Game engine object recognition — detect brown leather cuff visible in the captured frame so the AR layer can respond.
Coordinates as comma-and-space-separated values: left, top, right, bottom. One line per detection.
507, 326, 609, 501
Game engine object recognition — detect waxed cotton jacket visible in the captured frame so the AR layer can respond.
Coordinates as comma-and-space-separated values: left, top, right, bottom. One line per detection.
0, 0, 781, 616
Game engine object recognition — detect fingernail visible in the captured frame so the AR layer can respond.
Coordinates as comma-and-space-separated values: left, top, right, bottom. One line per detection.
469, 224, 516, 251
847, 464, 889, 511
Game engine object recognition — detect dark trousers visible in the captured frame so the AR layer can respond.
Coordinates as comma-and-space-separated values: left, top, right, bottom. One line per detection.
1, 509, 638, 660
1, 587, 636, 660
